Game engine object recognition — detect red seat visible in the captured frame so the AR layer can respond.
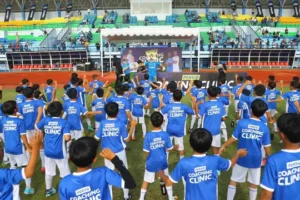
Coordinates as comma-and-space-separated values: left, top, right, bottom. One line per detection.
46, 64, 50, 68
52, 64, 55, 68
283, 62, 288, 66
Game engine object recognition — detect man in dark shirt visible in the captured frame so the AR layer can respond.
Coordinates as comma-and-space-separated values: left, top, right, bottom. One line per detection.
113, 55, 123, 85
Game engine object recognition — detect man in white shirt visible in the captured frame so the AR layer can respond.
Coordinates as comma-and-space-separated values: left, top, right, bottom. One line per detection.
172, 51, 180, 72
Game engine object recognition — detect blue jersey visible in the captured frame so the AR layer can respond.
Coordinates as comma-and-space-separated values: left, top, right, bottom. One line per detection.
0, 103, 3, 117
233, 118, 271, 168
18, 100, 43, 131
217, 97, 229, 107
145, 61, 160, 76
36, 117, 70, 159
77, 86, 87, 107
2, 116, 26, 155
63, 101, 87, 131
0, 168, 25, 200
163, 92, 174, 105
139, 80, 151, 95
61, 94, 70, 103
281, 91, 299, 113
122, 62, 130, 75
34, 98, 47, 119
245, 83, 255, 93
129, 95, 148, 117
89, 80, 104, 94
106, 96, 130, 124
143, 130, 173, 172
199, 100, 225, 135
192, 88, 207, 103
95, 118, 128, 153
15, 94, 26, 105
169, 155, 231, 200
237, 100, 250, 119
165, 58, 174, 72
260, 149, 300, 200
59, 167, 122, 200
44, 85, 54, 102
91, 98, 106, 122
232, 84, 242, 100
265, 89, 281, 109
219, 84, 230, 105
122, 82, 134, 90
161, 102, 194, 137
147, 89, 160, 109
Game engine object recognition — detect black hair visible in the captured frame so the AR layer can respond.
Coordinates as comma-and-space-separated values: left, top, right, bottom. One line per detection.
290, 80, 299, 89
70, 78, 78, 85
67, 88, 78, 99
151, 82, 158, 89
136, 86, 144, 95
92, 74, 98, 79
144, 74, 149, 80
190, 128, 212, 153
195, 80, 203, 88
219, 76, 226, 84
23, 87, 34, 98
242, 89, 250, 96
115, 85, 124, 95
207, 86, 218, 97
245, 76, 253, 81
268, 82, 276, 89
251, 99, 268, 118
277, 113, 300, 143
47, 79, 53, 85
292, 76, 299, 82
137, 60, 143, 64
254, 84, 266, 96
64, 84, 70, 91
16, 86, 23, 93
71, 72, 78, 78
77, 78, 83, 86
22, 78, 29, 85
34, 90, 41, 99
105, 102, 119, 117
150, 112, 164, 127
123, 84, 130, 92
47, 101, 63, 117
169, 81, 177, 93
268, 75, 275, 82
69, 137, 99, 168
1, 100, 17, 115
32, 84, 40, 91
237, 76, 244, 83
217, 87, 221, 94
96, 88, 104, 98
124, 76, 130, 82
173, 90, 182, 101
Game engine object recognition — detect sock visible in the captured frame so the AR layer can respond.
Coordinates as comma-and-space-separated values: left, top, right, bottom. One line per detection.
180, 155, 184, 160
86, 119, 92, 127
13, 185, 20, 200
25, 178, 31, 188
273, 122, 278, 132
249, 188, 257, 200
166, 186, 174, 200
197, 117, 202, 128
139, 189, 147, 200
190, 115, 196, 129
132, 127, 135, 137
123, 188, 129, 199
222, 128, 228, 141
142, 124, 146, 137
45, 175, 53, 190
227, 185, 236, 200
40, 149, 45, 168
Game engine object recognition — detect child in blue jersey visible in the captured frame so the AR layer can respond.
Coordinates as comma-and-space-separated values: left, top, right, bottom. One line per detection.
1, 100, 36, 197
140, 112, 176, 200
105, 85, 133, 125
95, 102, 136, 200
18, 87, 46, 177
237, 89, 251, 120
161, 90, 194, 160
197, 86, 226, 155
244, 76, 255, 93
269, 80, 300, 114
220, 99, 272, 200
123, 76, 134, 91
148, 82, 162, 112
0, 132, 42, 200
260, 113, 300, 200
61, 84, 70, 103
136, 74, 151, 115
232, 75, 244, 122
130, 86, 152, 140
91, 88, 107, 131
190, 80, 207, 130
33, 91, 47, 118
122, 59, 131, 81
21, 78, 30, 88
265, 81, 283, 132
160, 128, 247, 200
36, 101, 71, 197
59, 137, 136, 200
145, 59, 161, 82
15, 86, 25, 105
44, 79, 57, 102
89, 74, 106, 101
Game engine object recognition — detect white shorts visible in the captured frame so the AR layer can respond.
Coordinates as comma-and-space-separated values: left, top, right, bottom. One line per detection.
71, 130, 83, 140
26, 130, 35, 142
104, 150, 128, 170
132, 116, 145, 124
220, 121, 227, 129
211, 134, 221, 148
231, 164, 261, 185
7, 153, 28, 167
234, 100, 239, 112
224, 105, 229, 116
170, 136, 184, 151
45, 156, 70, 178
270, 109, 277, 117
144, 168, 169, 183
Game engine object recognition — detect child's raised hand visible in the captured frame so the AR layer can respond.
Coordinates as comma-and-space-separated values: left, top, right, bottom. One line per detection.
31, 131, 43, 150
100, 148, 116, 160
237, 149, 247, 157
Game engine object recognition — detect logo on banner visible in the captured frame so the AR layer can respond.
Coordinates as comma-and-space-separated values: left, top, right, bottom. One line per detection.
182, 75, 200, 80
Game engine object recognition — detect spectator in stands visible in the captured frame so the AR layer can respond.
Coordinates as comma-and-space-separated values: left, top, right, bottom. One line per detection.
261, 17, 267, 27
95, 42, 100, 51
19, 43, 24, 52
276, 31, 281, 40
15, 43, 20, 51
266, 39, 270, 48
84, 40, 89, 52
240, 42, 244, 48
24, 42, 29, 51
265, 29, 269, 36
262, 29, 265, 36
144, 18, 148, 26
197, 16, 201, 22
78, 10, 81, 16
285, 28, 289, 37
267, 17, 273, 26
222, 10, 225, 15
243, 18, 247, 25
274, 17, 279, 27
61, 41, 66, 51
0, 43, 4, 54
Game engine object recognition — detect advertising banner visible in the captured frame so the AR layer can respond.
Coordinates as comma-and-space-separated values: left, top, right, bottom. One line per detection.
28, 4, 36, 20
40, 4, 48, 20
4, 4, 12, 22
268, 0, 276, 17
122, 47, 183, 72
134, 72, 248, 91
255, 0, 264, 17
293, 0, 300, 17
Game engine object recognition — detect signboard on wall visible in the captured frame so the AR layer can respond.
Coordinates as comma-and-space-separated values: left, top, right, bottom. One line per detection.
28, 4, 36, 20
4, 4, 12, 22
268, 0, 276, 17
293, 0, 300, 17
255, 0, 264, 17
40, 4, 48, 20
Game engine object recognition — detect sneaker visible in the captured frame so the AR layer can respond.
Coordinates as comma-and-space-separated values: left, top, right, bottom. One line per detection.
45, 188, 56, 197
41, 167, 45, 173
88, 126, 95, 131
24, 187, 35, 195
